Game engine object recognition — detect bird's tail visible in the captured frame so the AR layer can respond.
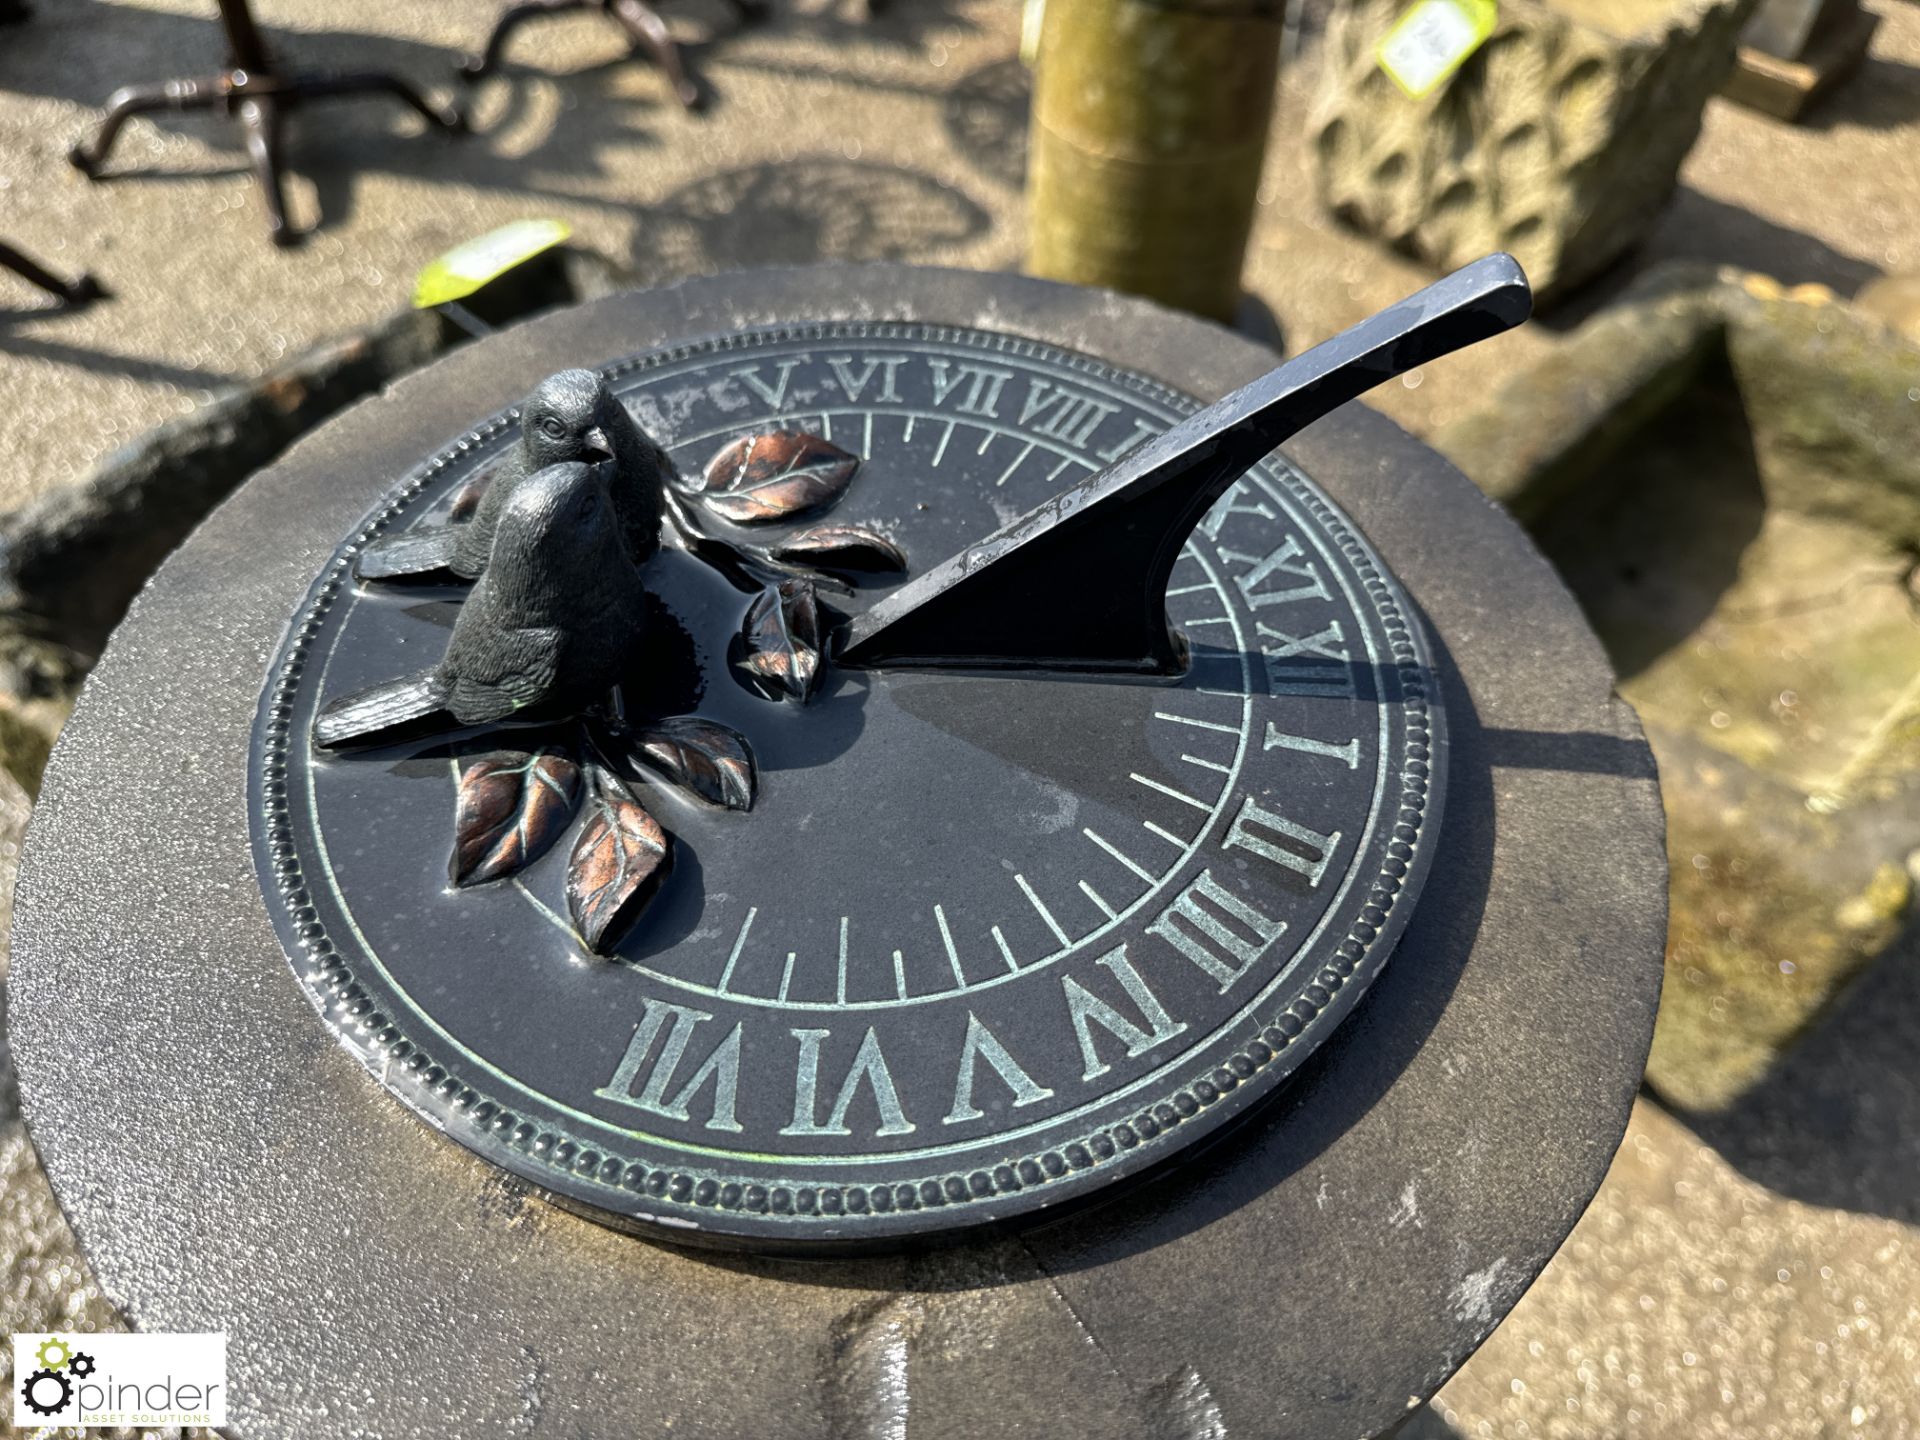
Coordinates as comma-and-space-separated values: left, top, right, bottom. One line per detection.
354, 527, 461, 582
313, 670, 452, 750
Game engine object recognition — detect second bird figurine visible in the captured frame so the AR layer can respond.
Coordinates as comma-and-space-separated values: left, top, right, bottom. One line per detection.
314, 459, 648, 750
354, 368, 673, 583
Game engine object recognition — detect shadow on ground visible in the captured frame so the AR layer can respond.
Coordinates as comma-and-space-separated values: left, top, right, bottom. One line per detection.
1695, 919, 1920, 1228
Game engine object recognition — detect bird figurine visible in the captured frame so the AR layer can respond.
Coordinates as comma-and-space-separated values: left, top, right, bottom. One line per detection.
314, 460, 647, 750
354, 368, 674, 583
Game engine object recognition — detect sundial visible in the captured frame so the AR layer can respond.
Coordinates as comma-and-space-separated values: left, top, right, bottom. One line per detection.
11, 262, 1664, 1436
253, 258, 1517, 1246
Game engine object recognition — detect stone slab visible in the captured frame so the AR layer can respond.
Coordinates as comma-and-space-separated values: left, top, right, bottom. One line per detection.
1724, 0, 1882, 118
8, 264, 1666, 1439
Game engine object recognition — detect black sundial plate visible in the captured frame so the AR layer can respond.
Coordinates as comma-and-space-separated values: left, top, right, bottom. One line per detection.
250, 322, 1445, 1249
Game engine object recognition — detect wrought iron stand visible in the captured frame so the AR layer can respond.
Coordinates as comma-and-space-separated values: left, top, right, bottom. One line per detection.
460, 0, 768, 112
0, 241, 105, 309
66, 0, 466, 247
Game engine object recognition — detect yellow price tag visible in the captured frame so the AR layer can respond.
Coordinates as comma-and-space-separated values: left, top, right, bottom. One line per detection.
413, 219, 573, 310
1376, 0, 1497, 100
1021, 0, 1045, 66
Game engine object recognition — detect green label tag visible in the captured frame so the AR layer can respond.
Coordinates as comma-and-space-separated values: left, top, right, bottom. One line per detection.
1376, 0, 1497, 99
413, 219, 573, 309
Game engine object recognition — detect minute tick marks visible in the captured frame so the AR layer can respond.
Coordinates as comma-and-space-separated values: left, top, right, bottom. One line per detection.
256, 250, 1523, 1242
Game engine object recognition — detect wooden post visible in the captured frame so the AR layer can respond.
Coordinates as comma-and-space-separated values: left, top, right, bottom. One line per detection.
1026, 0, 1283, 324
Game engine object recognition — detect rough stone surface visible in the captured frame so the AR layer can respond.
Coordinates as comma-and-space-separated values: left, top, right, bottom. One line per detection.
1643, 727, 1912, 1112
1433, 263, 1728, 520
1308, 0, 1757, 305
0, 765, 211, 1440
1432, 266, 1920, 1113
1721, 277, 1920, 544
0, 770, 107, 1341
1423, 1091, 1920, 1439
1855, 270, 1920, 346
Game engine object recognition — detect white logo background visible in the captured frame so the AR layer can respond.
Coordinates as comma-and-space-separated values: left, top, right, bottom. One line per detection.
13, 1332, 226, 1429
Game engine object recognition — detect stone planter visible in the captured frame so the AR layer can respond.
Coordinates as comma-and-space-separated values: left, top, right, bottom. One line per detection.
1309, 0, 1756, 304
1435, 264, 1920, 1111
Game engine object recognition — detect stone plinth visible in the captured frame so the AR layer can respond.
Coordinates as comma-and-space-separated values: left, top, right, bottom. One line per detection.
1724, 0, 1880, 121
1309, 0, 1756, 304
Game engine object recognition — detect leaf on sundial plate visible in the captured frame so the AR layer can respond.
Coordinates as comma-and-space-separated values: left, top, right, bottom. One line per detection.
740, 579, 823, 702
631, 717, 757, 811
565, 778, 671, 955
767, 523, 907, 577
450, 748, 583, 888
698, 431, 860, 524
446, 470, 493, 522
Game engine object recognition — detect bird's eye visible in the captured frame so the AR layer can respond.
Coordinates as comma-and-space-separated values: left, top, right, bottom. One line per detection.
540, 418, 565, 439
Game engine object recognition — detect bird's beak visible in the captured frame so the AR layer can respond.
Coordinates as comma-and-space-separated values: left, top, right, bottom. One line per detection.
582, 427, 613, 463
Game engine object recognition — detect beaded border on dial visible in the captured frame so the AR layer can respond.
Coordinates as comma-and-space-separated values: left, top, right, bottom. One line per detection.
251, 321, 1440, 1233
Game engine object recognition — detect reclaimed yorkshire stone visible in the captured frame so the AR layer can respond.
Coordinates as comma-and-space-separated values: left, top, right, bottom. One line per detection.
1721, 280, 1920, 543
1646, 726, 1912, 1112
1434, 264, 1727, 519
1438, 265, 1920, 1112
1855, 270, 1920, 347
1826, 669, 1920, 808
1310, 0, 1757, 304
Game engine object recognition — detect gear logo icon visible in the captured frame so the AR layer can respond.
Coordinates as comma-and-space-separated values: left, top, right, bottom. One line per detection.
20, 1366, 73, 1417
68, 1351, 97, 1379
34, 1336, 71, 1370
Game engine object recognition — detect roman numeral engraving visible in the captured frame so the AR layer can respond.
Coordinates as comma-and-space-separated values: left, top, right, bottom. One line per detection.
1264, 724, 1360, 769
1196, 483, 1277, 540
827, 353, 907, 404
1061, 945, 1188, 1081
781, 1027, 916, 1137
1095, 416, 1159, 463
1221, 534, 1331, 609
927, 359, 1012, 418
1146, 868, 1287, 992
944, 1012, 1054, 1124
1018, 378, 1121, 448
1223, 795, 1342, 887
1258, 618, 1355, 699
729, 360, 800, 409
595, 998, 744, 1133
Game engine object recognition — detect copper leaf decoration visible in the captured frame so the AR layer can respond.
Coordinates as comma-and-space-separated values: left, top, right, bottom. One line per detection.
632, 717, 757, 811
450, 748, 583, 888
566, 775, 671, 954
700, 431, 859, 524
741, 579, 824, 702
447, 470, 493, 522
768, 523, 907, 576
